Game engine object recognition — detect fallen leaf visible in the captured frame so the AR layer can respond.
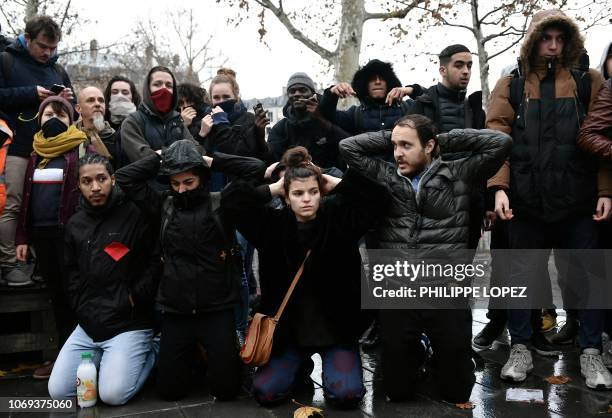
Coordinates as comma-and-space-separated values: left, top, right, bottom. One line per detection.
294, 406, 324, 418
545, 375, 571, 385
455, 402, 475, 409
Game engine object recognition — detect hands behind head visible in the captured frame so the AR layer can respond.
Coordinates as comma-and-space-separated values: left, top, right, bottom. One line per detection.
330, 82, 355, 99
385, 86, 413, 106
264, 162, 279, 179
320, 173, 341, 194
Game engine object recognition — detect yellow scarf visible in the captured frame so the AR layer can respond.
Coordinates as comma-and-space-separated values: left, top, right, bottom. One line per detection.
33, 125, 88, 169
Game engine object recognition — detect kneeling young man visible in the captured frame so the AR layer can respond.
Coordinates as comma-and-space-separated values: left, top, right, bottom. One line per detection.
48, 154, 160, 405
339, 115, 511, 403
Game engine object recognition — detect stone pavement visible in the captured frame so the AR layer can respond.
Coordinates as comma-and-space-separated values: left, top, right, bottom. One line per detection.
1, 310, 611, 417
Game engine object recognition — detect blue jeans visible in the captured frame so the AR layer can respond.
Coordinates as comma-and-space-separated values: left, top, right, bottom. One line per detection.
48, 325, 157, 405
507, 216, 603, 350
252, 345, 365, 408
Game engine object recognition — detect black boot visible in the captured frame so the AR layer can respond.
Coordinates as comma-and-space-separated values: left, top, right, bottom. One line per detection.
550, 316, 579, 345
473, 318, 506, 350
532, 332, 563, 356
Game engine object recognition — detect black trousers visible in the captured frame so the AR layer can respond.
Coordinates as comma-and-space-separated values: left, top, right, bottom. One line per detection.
379, 308, 475, 404
31, 226, 77, 351
156, 309, 242, 401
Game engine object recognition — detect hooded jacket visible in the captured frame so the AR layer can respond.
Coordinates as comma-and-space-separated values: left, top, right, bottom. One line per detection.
267, 95, 349, 169
0, 36, 73, 158
486, 9, 609, 222
64, 187, 161, 342
598, 42, 612, 80
319, 60, 412, 135
339, 129, 511, 251
120, 68, 193, 163
577, 79, 612, 160
115, 149, 265, 315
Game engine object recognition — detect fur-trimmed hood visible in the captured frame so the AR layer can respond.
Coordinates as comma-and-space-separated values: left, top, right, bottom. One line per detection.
520, 9, 584, 74
351, 59, 402, 102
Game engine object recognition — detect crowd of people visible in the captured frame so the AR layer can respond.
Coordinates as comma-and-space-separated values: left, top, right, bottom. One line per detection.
0, 9, 611, 409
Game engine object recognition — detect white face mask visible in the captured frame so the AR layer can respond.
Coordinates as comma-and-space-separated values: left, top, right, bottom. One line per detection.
109, 95, 136, 124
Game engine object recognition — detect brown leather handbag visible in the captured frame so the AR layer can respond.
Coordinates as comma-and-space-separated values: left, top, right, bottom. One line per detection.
240, 250, 311, 366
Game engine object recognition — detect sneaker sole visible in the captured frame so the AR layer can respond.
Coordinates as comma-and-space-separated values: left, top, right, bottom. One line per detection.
501, 369, 533, 382
6, 281, 34, 287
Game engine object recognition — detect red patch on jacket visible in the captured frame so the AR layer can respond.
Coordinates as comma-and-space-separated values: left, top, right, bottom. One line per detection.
104, 242, 130, 261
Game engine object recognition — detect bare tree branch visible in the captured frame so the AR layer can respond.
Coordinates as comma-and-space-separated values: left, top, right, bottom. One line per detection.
364, 1, 421, 21
252, 0, 335, 61
59, 0, 71, 31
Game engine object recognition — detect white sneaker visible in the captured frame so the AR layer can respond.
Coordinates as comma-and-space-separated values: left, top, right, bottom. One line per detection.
602, 334, 612, 368
581, 348, 612, 389
501, 344, 533, 382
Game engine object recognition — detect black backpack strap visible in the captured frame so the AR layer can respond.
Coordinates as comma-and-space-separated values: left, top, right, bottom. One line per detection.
570, 69, 591, 113
508, 74, 525, 114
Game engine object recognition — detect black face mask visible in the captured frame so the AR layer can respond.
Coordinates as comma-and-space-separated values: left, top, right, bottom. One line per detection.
171, 185, 208, 209
217, 99, 238, 114
41, 117, 68, 138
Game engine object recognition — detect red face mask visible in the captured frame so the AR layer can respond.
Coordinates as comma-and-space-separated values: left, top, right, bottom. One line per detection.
150, 88, 173, 114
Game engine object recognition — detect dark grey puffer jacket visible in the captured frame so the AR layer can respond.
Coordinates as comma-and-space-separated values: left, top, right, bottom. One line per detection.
339, 129, 511, 250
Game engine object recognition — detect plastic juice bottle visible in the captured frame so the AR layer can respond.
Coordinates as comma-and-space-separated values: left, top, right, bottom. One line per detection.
76, 352, 97, 407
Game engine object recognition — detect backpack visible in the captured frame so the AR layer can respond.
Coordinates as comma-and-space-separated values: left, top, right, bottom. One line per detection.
160, 191, 241, 264
0, 116, 13, 215
508, 58, 592, 115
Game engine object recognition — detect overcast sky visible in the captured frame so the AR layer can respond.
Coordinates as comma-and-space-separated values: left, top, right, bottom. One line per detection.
61, 0, 612, 99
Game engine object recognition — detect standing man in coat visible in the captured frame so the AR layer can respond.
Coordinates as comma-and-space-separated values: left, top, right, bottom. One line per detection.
486, 9, 612, 388
0, 15, 74, 286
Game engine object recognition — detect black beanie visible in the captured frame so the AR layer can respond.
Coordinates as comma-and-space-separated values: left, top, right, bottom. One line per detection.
439, 44, 471, 60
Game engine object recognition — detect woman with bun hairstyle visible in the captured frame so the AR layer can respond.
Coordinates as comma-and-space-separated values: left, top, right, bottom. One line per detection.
202, 68, 272, 167
220, 146, 390, 408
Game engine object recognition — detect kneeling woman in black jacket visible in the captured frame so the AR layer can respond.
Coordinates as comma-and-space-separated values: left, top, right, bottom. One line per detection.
115, 140, 265, 401
220, 147, 390, 408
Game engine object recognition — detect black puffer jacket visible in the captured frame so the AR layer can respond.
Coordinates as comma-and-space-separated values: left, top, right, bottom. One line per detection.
409, 83, 486, 133
339, 129, 511, 249
115, 152, 265, 314
319, 60, 412, 135
120, 68, 194, 163
221, 167, 390, 348
64, 187, 161, 342
267, 97, 349, 168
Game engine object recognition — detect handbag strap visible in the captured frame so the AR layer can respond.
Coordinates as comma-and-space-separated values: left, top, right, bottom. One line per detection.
273, 249, 312, 322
